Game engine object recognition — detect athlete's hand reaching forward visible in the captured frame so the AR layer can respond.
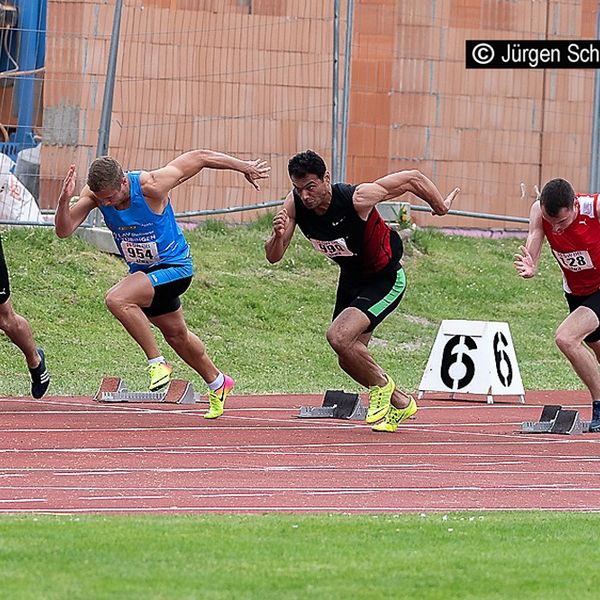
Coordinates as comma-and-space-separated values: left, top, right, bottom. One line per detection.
432, 187, 460, 216
272, 207, 289, 238
59, 165, 77, 205
514, 245, 536, 278
243, 159, 271, 191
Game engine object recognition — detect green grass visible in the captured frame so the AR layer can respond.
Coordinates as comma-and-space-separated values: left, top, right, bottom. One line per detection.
1, 512, 599, 599
0, 222, 574, 395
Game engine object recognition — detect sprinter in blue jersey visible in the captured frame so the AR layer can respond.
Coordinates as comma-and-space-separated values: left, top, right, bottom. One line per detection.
56, 150, 270, 419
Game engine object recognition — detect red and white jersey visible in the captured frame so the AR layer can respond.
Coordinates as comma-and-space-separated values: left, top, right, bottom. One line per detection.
543, 193, 600, 296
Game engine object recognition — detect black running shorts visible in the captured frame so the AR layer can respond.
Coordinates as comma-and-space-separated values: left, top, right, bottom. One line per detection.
0, 236, 10, 305
142, 276, 192, 318
565, 288, 600, 343
333, 265, 406, 332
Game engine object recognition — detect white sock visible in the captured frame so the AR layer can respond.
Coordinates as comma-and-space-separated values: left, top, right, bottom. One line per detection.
148, 356, 166, 366
208, 372, 225, 391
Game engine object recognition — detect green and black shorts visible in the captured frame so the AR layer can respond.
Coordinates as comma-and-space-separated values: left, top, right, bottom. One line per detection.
333, 264, 406, 332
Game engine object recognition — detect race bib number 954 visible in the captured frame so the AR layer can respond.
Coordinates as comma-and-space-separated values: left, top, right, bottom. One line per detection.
310, 237, 355, 258
554, 249, 594, 272
120, 241, 159, 265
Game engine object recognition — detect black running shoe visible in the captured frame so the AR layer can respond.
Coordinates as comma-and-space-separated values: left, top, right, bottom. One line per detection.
590, 402, 600, 432
29, 348, 50, 399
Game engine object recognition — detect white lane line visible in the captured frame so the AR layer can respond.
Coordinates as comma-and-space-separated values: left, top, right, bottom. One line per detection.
466, 461, 529, 466
0, 427, 248, 433
0, 483, 600, 496
0, 498, 46, 503
0, 399, 196, 417
77, 495, 167, 501
0, 421, 343, 432
183, 485, 600, 492
1, 445, 599, 458
1, 437, 598, 454
0, 421, 544, 433
0, 483, 594, 493
7, 483, 600, 492
0, 409, 205, 415
0, 466, 597, 477
0, 423, 360, 435
191, 493, 274, 498
0, 396, 590, 410
0, 505, 597, 514
53, 471, 132, 476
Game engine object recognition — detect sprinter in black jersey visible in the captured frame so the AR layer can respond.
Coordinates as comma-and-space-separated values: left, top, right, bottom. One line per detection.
265, 150, 459, 432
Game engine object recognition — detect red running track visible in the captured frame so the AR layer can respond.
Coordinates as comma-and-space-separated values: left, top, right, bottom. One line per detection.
0, 390, 599, 514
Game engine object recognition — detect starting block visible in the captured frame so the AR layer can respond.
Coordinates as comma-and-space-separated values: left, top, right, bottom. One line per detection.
93, 376, 125, 401
94, 376, 196, 404
298, 390, 367, 420
521, 404, 590, 435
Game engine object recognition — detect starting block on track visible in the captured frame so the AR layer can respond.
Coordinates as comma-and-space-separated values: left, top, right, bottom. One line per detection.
298, 390, 367, 420
94, 376, 197, 404
521, 404, 590, 435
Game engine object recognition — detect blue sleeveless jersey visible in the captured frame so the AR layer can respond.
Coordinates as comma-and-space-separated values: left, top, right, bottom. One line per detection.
98, 171, 192, 274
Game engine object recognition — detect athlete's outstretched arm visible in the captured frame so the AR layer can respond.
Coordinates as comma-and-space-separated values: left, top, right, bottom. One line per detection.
353, 169, 460, 219
265, 192, 296, 264
142, 149, 271, 200
514, 201, 544, 278
55, 165, 97, 238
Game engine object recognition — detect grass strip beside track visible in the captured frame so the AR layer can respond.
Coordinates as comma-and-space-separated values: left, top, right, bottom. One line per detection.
0, 512, 598, 599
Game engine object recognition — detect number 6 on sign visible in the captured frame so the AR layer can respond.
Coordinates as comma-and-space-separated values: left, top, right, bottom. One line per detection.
418, 320, 525, 404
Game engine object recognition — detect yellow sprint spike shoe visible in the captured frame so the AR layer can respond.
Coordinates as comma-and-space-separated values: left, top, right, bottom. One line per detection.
148, 361, 173, 391
366, 375, 396, 424
204, 374, 235, 419
372, 396, 417, 433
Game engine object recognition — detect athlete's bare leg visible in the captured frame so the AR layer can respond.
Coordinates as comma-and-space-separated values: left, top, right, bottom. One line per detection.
587, 339, 600, 365
555, 306, 600, 399
149, 308, 219, 384
0, 299, 41, 368
326, 307, 409, 408
104, 272, 161, 359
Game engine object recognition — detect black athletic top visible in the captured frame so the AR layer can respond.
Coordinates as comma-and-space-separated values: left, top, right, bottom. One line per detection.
294, 182, 402, 280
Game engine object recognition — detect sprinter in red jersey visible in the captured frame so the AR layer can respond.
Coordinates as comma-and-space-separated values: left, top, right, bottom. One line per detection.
515, 178, 600, 430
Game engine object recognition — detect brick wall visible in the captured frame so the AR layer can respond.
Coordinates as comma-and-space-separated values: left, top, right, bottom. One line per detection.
40, 0, 598, 230
348, 0, 597, 229
41, 0, 333, 214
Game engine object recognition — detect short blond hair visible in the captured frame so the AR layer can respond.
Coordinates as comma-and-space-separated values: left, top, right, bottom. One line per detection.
87, 156, 124, 193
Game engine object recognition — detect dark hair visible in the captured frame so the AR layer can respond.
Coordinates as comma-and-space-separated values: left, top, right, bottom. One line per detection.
288, 150, 327, 179
539, 178, 575, 217
87, 156, 124, 193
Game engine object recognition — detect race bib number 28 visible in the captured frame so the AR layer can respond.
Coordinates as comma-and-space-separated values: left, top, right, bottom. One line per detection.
554, 249, 594, 272
120, 241, 159, 265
